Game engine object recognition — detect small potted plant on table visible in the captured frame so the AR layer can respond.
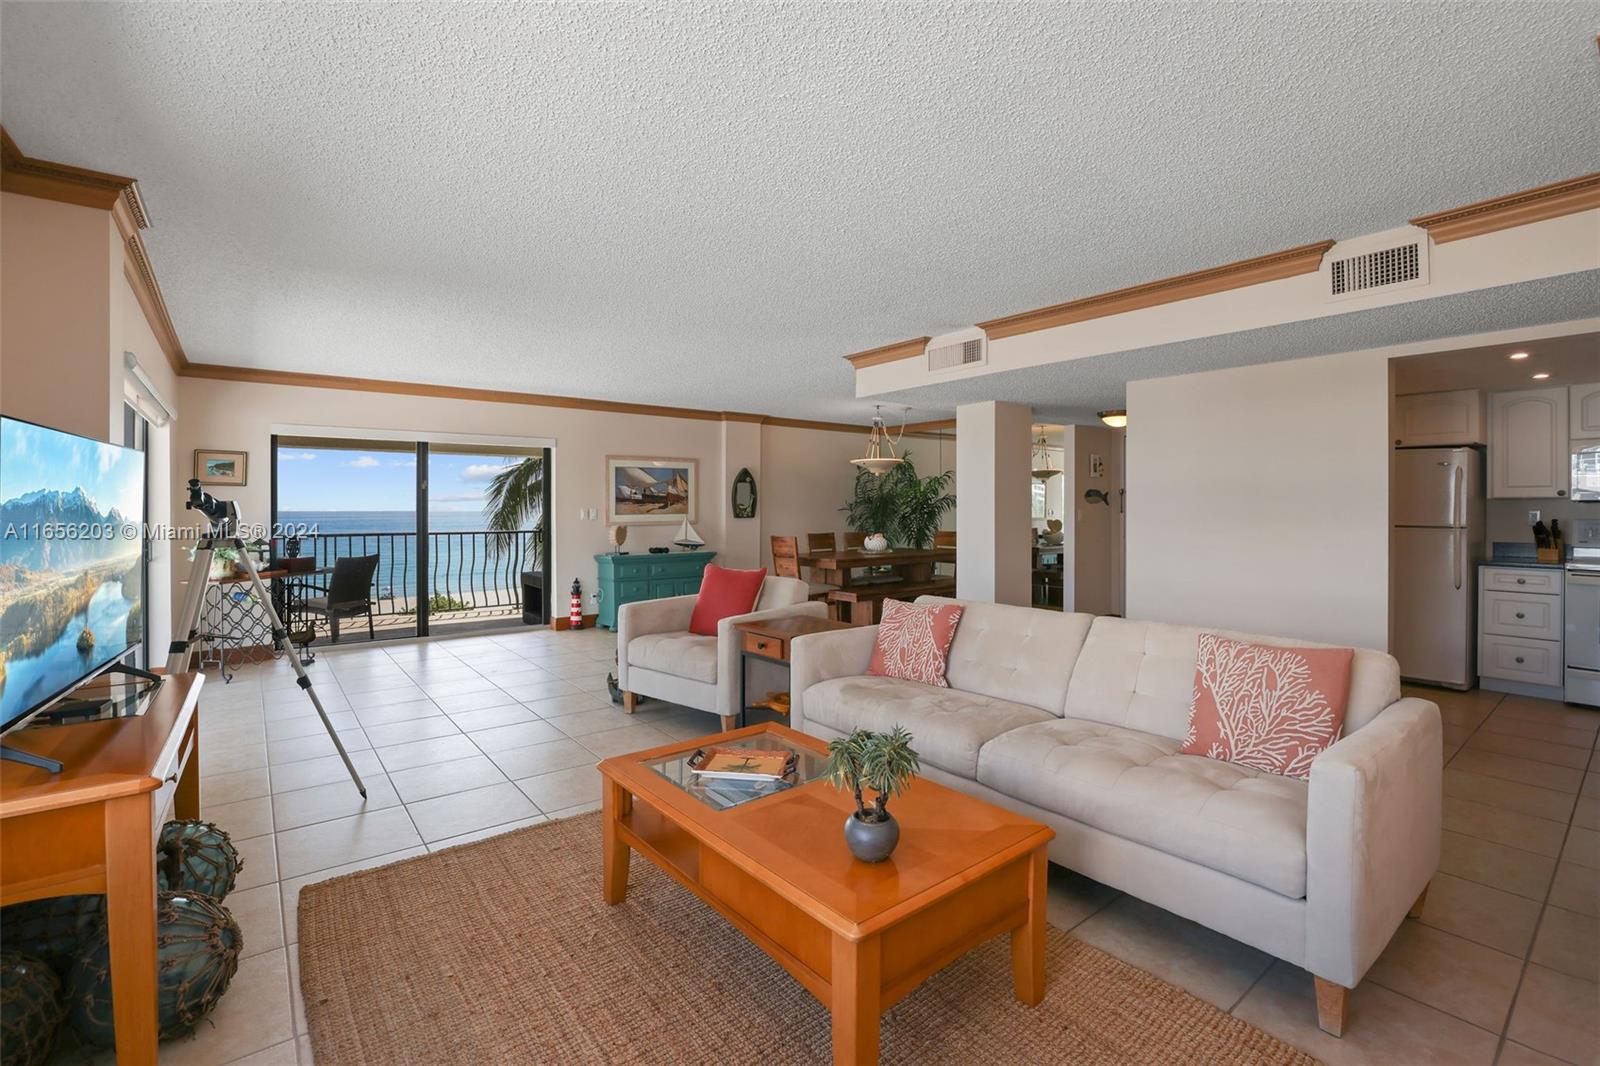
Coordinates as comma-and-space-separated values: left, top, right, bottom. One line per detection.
825, 727, 920, 863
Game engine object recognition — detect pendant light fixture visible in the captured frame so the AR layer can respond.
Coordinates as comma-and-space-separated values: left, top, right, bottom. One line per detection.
1031, 426, 1061, 481
851, 405, 908, 476
1098, 409, 1128, 429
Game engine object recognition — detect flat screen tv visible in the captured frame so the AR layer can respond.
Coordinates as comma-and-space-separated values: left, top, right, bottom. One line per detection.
0, 415, 147, 733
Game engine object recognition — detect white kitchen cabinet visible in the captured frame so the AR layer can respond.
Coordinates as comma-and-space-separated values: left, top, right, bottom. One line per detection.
1489, 387, 1569, 498
1571, 383, 1600, 439
1478, 566, 1564, 696
1394, 389, 1485, 447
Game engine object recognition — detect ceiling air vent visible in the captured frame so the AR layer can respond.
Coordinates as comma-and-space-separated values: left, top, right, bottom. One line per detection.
926, 328, 987, 373
1324, 228, 1429, 302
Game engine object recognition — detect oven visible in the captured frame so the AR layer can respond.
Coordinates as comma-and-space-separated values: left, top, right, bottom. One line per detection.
1567, 553, 1600, 707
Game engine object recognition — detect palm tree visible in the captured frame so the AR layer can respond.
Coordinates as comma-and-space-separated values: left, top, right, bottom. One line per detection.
483, 455, 544, 554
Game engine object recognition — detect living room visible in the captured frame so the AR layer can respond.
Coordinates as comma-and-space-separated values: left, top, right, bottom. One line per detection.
1, 4, 1597, 1066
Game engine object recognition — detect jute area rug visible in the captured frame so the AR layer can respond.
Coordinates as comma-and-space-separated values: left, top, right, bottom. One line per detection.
299, 812, 1316, 1065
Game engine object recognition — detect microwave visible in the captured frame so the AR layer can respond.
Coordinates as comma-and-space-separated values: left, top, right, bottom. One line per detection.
1574, 442, 1600, 502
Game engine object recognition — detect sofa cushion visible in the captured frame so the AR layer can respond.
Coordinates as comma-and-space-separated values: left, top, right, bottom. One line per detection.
689, 564, 767, 636
915, 597, 1094, 714
802, 675, 1054, 779
978, 717, 1310, 897
627, 631, 717, 685
869, 599, 965, 687
1063, 617, 1401, 742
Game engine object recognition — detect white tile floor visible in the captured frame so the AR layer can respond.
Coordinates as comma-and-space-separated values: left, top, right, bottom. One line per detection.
52, 631, 1600, 1064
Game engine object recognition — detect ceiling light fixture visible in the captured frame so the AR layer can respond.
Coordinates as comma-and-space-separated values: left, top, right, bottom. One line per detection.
1532, 372, 1551, 380
850, 405, 908, 476
1508, 351, 1530, 360
1098, 410, 1128, 429
1031, 427, 1061, 481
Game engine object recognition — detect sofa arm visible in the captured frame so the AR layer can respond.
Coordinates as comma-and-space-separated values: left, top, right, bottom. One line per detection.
1305, 697, 1442, 989
714, 601, 828, 715
616, 595, 697, 691
788, 625, 879, 731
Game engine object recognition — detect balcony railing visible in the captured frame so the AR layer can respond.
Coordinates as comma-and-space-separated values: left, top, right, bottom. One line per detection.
277, 528, 544, 630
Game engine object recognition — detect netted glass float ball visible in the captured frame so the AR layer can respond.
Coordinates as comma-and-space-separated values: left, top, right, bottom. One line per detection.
1, 950, 65, 1066
157, 820, 243, 900
65, 891, 243, 1046
0, 895, 105, 973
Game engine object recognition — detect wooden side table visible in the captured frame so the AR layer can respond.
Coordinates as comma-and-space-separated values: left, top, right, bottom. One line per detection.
733, 615, 854, 726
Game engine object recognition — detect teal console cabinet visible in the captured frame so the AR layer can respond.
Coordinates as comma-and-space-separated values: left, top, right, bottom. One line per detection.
594, 550, 717, 630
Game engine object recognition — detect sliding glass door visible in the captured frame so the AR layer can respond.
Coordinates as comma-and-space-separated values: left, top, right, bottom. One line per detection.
271, 434, 550, 644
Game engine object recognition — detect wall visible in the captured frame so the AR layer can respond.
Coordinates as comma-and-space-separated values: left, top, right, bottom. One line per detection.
0, 193, 115, 439
1486, 496, 1594, 546
171, 377, 923, 622
956, 401, 1032, 605
1126, 347, 1393, 650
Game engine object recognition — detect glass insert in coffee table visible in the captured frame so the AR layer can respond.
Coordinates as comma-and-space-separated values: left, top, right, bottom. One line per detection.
644, 732, 829, 812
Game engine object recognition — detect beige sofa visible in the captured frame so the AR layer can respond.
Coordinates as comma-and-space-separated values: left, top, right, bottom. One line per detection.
617, 575, 824, 729
790, 597, 1442, 1036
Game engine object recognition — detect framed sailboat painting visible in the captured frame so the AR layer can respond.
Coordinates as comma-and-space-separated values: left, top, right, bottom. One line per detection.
606, 456, 697, 525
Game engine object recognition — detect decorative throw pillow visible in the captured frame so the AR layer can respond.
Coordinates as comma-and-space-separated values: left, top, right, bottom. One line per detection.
1180, 633, 1354, 779
868, 599, 965, 687
688, 565, 767, 636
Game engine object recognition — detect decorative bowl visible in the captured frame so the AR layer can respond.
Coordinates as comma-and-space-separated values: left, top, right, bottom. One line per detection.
862, 532, 890, 554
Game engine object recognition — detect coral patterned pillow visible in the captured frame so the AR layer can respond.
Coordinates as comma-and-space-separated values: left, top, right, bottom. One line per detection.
868, 599, 965, 687
1180, 634, 1354, 779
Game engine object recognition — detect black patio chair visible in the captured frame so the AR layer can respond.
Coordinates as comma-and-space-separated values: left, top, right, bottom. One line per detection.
301, 554, 380, 643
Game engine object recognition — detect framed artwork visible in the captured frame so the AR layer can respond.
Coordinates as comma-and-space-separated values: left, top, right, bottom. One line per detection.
605, 456, 697, 524
195, 449, 248, 486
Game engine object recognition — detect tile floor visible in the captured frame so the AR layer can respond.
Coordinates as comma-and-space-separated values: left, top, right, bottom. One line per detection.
53, 632, 1600, 1064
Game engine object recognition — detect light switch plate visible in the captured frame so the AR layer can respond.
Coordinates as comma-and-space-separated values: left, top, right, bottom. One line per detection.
1527, 510, 1541, 524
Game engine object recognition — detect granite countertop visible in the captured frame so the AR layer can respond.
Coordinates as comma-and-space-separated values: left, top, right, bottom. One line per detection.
1478, 557, 1565, 570
1480, 543, 1566, 570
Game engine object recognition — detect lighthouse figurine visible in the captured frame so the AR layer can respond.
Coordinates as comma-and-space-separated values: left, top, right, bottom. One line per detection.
568, 578, 585, 629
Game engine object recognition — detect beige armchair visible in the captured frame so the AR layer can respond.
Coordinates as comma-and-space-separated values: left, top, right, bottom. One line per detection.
617, 576, 825, 729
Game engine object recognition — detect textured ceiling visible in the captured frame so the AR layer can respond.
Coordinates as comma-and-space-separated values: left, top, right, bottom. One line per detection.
2, 2, 1597, 423
877, 272, 1600, 423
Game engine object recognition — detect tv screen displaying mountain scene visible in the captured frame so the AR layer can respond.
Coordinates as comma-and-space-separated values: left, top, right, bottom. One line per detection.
0, 416, 146, 732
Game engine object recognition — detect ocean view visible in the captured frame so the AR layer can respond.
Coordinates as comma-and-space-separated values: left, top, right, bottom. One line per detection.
277, 510, 541, 608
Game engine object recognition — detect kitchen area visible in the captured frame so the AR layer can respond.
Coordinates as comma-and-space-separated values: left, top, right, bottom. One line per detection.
1391, 331, 1600, 707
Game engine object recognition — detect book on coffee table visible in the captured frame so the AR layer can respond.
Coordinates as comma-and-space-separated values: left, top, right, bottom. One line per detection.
687, 747, 797, 783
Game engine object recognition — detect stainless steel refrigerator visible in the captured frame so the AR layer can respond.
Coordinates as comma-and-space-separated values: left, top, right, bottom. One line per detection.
1392, 448, 1484, 689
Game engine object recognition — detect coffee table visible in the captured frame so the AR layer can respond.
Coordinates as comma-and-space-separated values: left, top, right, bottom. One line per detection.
597, 723, 1054, 1065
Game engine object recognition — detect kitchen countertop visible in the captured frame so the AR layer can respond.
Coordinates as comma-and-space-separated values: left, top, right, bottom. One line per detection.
1479, 557, 1565, 570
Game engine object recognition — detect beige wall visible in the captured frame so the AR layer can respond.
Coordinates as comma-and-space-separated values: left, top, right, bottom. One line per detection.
956, 401, 1032, 605
1485, 496, 1590, 547
1126, 348, 1393, 650
171, 377, 928, 622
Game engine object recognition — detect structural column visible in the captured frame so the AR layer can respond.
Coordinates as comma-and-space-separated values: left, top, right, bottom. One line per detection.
955, 401, 1032, 605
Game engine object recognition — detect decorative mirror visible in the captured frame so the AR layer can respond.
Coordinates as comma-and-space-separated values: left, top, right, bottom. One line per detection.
731, 468, 757, 519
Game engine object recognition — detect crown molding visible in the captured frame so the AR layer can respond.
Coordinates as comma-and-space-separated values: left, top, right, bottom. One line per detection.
178, 362, 952, 436
843, 336, 931, 369
1409, 171, 1600, 244
976, 240, 1336, 341
113, 189, 187, 372
0, 125, 135, 209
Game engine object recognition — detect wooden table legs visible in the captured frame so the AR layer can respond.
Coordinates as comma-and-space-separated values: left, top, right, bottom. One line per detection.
104, 793, 159, 1066
602, 779, 632, 905
1011, 847, 1047, 1006
831, 932, 882, 1066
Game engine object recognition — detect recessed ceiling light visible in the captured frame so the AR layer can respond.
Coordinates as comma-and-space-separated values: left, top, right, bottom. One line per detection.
1532, 372, 1551, 380
1508, 351, 1530, 360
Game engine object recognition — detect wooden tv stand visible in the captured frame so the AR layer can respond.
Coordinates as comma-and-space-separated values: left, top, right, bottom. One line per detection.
0, 671, 205, 1066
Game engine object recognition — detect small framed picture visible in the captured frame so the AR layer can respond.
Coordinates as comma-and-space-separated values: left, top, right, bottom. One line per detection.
195, 449, 248, 486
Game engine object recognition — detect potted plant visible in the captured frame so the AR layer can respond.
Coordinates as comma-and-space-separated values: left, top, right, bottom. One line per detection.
825, 727, 921, 862
840, 452, 955, 550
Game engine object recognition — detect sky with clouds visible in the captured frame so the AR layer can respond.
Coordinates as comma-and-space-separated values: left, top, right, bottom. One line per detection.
276, 447, 524, 513
1, 417, 145, 517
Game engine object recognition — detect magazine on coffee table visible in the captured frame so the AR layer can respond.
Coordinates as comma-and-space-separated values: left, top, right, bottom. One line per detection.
687, 747, 798, 784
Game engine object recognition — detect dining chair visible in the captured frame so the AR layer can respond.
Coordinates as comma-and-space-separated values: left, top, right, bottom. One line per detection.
770, 535, 800, 578
301, 553, 380, 642
843, 531, 866, 549
806, 532, 837, 553
933, 529, 956, 578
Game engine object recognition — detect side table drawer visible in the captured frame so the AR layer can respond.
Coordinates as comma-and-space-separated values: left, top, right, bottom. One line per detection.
741, 632, 788, 661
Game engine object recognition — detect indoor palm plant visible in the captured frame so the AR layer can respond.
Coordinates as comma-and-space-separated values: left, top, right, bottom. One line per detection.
825, 727, 921, 862
840, 452, 955, 549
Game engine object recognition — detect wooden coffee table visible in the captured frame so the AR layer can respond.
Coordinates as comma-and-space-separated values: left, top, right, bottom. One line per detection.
598, 723, 1054, 1065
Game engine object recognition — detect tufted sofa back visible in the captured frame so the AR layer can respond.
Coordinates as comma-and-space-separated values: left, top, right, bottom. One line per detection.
914, 597, 1094, 714
1062, 617, 1402, 741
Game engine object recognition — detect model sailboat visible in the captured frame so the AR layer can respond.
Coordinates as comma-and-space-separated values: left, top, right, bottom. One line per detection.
673, 516, 704, 549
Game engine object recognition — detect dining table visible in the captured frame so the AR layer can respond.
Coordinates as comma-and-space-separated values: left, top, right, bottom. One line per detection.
795, 545, 958, 624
